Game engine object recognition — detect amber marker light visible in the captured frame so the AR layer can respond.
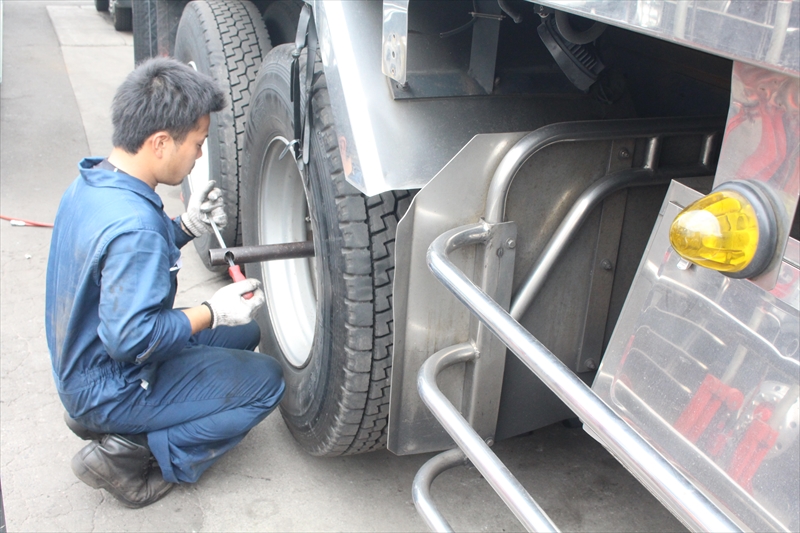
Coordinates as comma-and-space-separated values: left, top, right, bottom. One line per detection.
669, 181, 778, 279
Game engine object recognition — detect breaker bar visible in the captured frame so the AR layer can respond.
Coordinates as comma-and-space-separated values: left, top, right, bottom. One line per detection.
208, 242, 315, 267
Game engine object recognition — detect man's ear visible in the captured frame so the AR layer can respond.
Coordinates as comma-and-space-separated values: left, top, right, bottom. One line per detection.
148, 131, 172, 158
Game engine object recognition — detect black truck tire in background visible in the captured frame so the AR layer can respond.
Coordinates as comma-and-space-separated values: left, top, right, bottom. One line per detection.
261, 0, 305, 46
132, 0, 157, 64
242, 44, 415, 456
174, 0, 271, 270
95, 0, 109, 12
112, 4, 132, 32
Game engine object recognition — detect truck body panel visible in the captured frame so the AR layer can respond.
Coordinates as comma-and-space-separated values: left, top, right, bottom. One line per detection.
130, 1, 800, 529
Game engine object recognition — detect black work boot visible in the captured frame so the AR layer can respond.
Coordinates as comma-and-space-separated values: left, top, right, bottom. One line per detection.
71, 434, 174, 508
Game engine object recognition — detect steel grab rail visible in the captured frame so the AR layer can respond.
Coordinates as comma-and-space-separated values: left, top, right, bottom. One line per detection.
415, 341, 559, 532
418, 220, 741, 533
412, 447, 468, 532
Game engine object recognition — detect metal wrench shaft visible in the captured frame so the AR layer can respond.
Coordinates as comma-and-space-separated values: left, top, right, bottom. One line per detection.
209, 219, 253, 300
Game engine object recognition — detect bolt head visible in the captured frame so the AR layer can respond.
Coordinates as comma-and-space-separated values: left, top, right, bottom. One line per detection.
618, 148, 631, 160
506, 238, 516, 249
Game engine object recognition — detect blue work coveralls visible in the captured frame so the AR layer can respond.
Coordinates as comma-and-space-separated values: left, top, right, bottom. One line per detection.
45, 158, 285, 484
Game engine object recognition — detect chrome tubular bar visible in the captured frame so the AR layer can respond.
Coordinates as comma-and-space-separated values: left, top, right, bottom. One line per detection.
417, 341, 559, 533
509, 160, 717, 319
412, 447, 467, 532
483, 116, 721, 224
510, 167, 652, 319
424, 222, 742, 533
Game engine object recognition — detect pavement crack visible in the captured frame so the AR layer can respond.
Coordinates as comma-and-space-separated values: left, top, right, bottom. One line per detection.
91, 492, 106, 532
188, 486, 207, 532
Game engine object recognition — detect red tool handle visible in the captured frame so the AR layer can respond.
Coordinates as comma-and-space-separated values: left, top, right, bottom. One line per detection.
228, 265, 253, 300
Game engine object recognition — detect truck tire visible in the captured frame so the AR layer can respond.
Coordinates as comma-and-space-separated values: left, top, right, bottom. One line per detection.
261, 0, 304, 45
112, 5, 132, 32
174, 0, 271, 270
242, 44, 415, 456
132, 0, 157, 64
95, 0, 109, 12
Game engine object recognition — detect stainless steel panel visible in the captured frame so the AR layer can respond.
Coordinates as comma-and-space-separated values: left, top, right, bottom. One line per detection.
313, 0, 620, 196
533, 0, 800, 76
594, 181, 800, 532
314, 0, 382, 194
389, 133, 526, 455
496, 119, 720, 401
713, 61, 800, 290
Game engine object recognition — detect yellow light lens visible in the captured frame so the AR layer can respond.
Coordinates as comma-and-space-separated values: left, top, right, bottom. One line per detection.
669, 190, 760, 273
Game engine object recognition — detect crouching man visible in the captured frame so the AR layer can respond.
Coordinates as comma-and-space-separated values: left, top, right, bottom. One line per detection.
45, 57, 285, 508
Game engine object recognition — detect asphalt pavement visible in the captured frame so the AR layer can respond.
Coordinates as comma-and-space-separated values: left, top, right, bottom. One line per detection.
0, 2, 687, 531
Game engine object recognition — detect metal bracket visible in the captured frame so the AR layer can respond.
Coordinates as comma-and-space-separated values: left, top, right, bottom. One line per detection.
381, 0, 409, 85
467, 0, 502, 94
384, 0, 501, 99
290, 3, 317, 164
463, 221, 516, 434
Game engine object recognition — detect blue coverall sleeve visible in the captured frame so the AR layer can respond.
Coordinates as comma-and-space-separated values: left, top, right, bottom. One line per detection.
172, 216, 194, 249
97, 230, 192, 365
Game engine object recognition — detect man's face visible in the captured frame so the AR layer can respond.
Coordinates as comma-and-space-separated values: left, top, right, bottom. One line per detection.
161, 114, 210, 186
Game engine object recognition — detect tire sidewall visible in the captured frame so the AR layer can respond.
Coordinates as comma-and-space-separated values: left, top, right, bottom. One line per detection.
242, 46, 348, 452
174, 1, 245, 268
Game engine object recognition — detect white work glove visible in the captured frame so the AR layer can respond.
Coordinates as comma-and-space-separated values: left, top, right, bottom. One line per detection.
203, 279, 265, 329
183, 180, 227, 237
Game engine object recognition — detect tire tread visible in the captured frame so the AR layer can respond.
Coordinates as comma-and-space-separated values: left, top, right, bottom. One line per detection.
247, 44, 416, 456
307, 61, 418, 454
207, 1, 271, 246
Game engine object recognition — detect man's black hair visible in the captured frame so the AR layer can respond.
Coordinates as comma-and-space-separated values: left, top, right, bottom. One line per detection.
111, 57, 226, 154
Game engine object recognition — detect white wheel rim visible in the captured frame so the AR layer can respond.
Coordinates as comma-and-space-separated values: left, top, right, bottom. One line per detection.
259, 137, 317, 367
